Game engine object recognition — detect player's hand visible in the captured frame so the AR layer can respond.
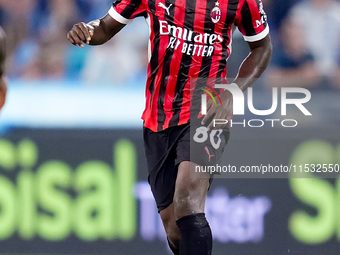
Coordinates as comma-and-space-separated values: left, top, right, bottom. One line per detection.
201, 90, 233, 130
67, 22, 94, 48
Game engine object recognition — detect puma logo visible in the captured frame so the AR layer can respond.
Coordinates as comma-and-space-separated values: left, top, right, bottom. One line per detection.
204, 146, 214, 162
158, 2, 173, 16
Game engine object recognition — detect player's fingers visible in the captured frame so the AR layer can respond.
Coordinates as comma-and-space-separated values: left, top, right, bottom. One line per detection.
208, 109, 228, 130
201, 110, 211, 125
218, 109, 228, 121
68, 31, 84, 47
78, 23, 92, 44
207, 110, 219, 130
206, 99, 213, 111
202, 106, 215, 126
73, 27, 87, 44
223, 107, 233, 123
67, 32, 77, 45
68, 30, 79, 43
87, 24, 95, 37
201, 100, 213, 124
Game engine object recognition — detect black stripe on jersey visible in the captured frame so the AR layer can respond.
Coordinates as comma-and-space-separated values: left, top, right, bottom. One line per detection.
112, 0, 123, 7
157, 0, 176, 131
241, 0, 256, 36
168, 0, 197, 128
192, 0, 218, 113
217, 0, 239, 82
120, 0, 143, 19
148, 0, 160, 110
197, 0, 216, 80
192, 0, 217, 109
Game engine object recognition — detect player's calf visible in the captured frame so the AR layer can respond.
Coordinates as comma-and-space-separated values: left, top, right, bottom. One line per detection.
173, 161, 212, 255
176, 213, 212, 255
160, 203, 181, 255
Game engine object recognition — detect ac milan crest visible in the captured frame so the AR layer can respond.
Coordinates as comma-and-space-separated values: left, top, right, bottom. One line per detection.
210, 1, 221, 23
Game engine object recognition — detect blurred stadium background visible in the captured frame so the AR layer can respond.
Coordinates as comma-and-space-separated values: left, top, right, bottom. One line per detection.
0, 0, 340, 254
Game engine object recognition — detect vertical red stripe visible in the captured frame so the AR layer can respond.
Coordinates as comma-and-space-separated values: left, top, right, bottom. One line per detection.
234, 0, 245, 34
152, 0, 171, 131
162, 0, 187, 129
177, 0, 207, 125
114, 0, 133, 13
142, 13, 156, 130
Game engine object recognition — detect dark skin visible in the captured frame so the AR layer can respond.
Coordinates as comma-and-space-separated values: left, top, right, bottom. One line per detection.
0, 27, 7, 112
67, 14, 272, 128
67, 14, 125, 47
68, 14, 273, 249
202, 35, 273, 129
163, 36, 272, 248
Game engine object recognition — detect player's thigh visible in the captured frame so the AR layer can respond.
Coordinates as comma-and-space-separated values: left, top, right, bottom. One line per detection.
143, 126, 180, 212
174, 161, 210, 220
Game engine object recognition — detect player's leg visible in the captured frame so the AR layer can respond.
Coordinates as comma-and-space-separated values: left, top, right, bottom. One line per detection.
160, 203, 180, 255
174, 161, 210, 218
173, 161, 212, 255
169, 116, 230, 255
158, 162, 211, 255
143, 126, 185, 254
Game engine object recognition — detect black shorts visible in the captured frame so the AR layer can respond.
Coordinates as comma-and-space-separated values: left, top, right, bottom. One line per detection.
143, 120, 230, 212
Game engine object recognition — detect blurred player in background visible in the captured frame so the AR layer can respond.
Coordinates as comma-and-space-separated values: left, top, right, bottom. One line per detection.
67, 0, 272, 254
0, 27, 7, 112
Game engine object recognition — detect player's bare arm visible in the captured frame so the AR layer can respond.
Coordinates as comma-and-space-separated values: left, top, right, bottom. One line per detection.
234, 34, 273, 90
0, 27, 7, 112
67, 14, 125, 47
203, 34, 273, 129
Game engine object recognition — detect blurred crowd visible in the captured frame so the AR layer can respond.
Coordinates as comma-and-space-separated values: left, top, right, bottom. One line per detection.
0, 0, 148, 85
265, 0, 340, 90
1, 0, 340, 89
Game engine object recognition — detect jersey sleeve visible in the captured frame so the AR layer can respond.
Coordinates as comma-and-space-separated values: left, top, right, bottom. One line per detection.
109, 0, 147, 25
235, 0, 269, 42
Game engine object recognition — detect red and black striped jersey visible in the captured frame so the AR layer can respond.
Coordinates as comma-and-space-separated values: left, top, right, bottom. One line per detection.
109, 0, 269, 132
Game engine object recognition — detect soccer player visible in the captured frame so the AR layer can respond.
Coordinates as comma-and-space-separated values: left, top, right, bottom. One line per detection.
67, 0, 272, 254
0, 27, 7, 112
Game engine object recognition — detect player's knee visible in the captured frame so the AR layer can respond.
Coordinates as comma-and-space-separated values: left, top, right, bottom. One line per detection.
176, 177, 200, 200
174, 182, 205, 218
176, 173, 208, 200
173, 182, 197, 212
174, 163, 210, 219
